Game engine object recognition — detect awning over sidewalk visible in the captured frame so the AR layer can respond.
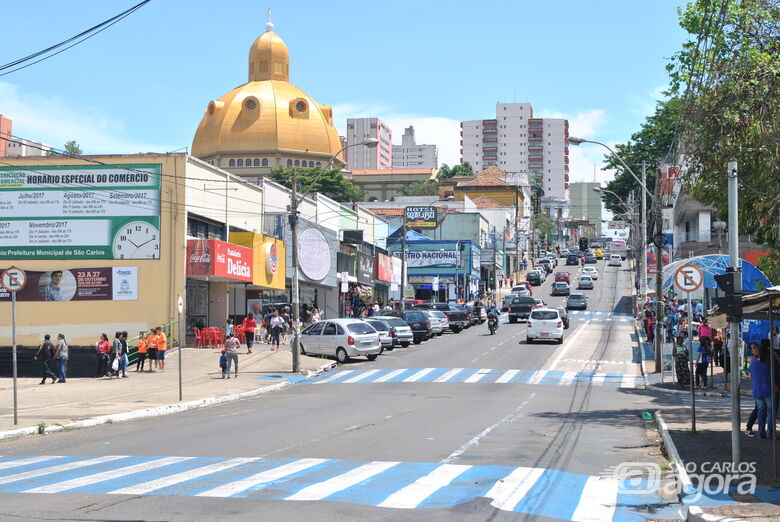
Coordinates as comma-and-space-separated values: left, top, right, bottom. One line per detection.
662, 255, 771, 299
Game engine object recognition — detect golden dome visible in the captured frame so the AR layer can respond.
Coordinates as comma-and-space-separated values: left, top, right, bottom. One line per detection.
192, 23, 343, 164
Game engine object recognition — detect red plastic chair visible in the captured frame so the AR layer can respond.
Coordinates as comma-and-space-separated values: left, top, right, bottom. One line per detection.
193, 328, 203, 348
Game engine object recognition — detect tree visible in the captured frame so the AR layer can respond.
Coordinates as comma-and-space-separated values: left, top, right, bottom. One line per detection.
438, 162, 474, 178
63, 140, 83, 155
601, 98, 681, 215
269, 166, 364, 203
398, 179, 438, 197
668, 0, 780, 255
534, 214, 556, 238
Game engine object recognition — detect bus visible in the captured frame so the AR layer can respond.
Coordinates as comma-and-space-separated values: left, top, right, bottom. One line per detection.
610, 239, 628, 260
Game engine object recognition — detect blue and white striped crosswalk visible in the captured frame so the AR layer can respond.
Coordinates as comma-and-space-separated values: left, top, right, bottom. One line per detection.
302, 368, 644, 388
0, 454, 669, 520
567, 311, 634, 323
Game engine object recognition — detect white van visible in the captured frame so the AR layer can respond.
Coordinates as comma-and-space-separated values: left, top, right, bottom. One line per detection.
608, 254, 622, 267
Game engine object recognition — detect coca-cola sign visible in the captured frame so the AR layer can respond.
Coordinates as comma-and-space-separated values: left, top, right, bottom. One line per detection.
186, 239, 253, 282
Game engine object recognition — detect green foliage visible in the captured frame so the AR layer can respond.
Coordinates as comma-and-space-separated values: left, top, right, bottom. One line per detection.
758, 253, 780, 286
270, 166, 364, 203
398, 179, 438, 196
601, 98, 681, 215
534, 214, 556, 238
438, 162, 474, 178
63, 140, 82, 155
668, 0, 780, 249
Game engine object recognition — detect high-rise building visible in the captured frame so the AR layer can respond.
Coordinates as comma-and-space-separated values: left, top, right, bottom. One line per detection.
345, 118, 392, 170
0, 115, 12, 156
0, 116, 52, 157
461, 103, 569, 217
569, 182, 602, 236
392, 126, 438, 169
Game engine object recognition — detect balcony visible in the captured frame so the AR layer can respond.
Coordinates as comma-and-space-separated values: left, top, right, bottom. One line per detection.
483, 137, 497, 143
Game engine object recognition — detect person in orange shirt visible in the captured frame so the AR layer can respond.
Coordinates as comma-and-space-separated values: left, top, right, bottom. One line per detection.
155, 326, 168, 372
135, 331, 148, 372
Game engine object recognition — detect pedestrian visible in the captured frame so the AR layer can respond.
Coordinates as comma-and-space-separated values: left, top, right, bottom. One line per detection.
146, 328, 158, 372
242, 313, 257, 353
224, 333, 240, 378
225, 318, 234, 337
674, 335, 690, 386
96, 333, 111, 377
219, 349, 229, 378
695, 333, 711, 388
111, 331, 123, 378
264, 308, 275, 343
269, 310, 285, 351
53, 333, 68, 383
749, 343, 774, 438
118, 331, 129, 378
155, 326, 168, 372
35, 334, 58, 385
281, 307, 291, 344
136, 331, 148, 371
311, 307, 321, 322
712, 329, 724, 367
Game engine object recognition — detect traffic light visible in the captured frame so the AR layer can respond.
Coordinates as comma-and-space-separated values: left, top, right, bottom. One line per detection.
713, 270, 742, 320
579, 238, 589, 251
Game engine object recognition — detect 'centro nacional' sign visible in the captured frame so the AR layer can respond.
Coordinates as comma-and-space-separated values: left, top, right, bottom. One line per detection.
404, 206, 438, 229
394, 250, 461, 268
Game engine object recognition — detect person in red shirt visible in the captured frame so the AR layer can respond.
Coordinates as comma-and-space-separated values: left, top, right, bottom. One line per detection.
242, 313, 257, 354
96, 333, 111, 377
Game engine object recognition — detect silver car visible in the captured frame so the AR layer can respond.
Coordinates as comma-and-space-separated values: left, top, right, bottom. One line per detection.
429, 310, 449, 334
421, 310, 444, 336
364, 318, 394, 351
299, 318, 382, 363
372, 316, 413, 348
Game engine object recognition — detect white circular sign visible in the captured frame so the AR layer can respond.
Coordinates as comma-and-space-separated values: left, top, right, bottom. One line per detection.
297, 228, 331, 281
177, 294, 184, 314
265, 242, 278, 275
1, 266, 27, 293
674, 264, 704, 293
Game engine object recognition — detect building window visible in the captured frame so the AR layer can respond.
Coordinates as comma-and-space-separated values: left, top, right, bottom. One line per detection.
287, 159, 293, 167
308, 161, 314, 167
262, 158, 269, 167
294, 160, 300, 166
253, 158, 260, 166
244, 158, 250, 166
228, 159, 236, 167
237, 159, 244, 167
187, 214, 225, 240
316, 162, 321, 167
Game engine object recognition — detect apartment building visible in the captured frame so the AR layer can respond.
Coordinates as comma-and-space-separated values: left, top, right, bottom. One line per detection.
345, 118, 393, 170
392, 126, 438, 169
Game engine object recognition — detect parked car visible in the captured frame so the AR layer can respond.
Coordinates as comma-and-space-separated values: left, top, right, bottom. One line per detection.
584, 253, 598, 264
566, 293, 588, 310
363, 318, 394, 351
420, 310, 444, 336
508, 296, 536, 323
414, 303, 468, 333
551, 281, 571, 296
539, 259, 553, 273
577, 275, 594, 289
372, 315, 413, 347
460, 305, 480, 326
526, 271, 542, 286
526, 308, 564, 344
554, 272, 571, 283
560, 248, 570, 258
608, 254, 622, 267
511, 282, 533, 295
566, 254, 579, 265
544, 255, 558, 268
299, 318, 383, 363
502, 293, 520, 312
581, 267, 599, 280
556, 307, 570, 329
384, 310, 433, 343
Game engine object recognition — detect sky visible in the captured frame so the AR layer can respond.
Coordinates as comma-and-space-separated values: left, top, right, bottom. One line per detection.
0, 0, 689, 186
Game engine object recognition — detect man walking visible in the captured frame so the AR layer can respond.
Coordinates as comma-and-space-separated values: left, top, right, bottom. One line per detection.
35, 334, 57, 384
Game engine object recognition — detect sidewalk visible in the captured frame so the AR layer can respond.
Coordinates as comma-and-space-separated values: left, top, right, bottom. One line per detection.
0, 345, 333, 437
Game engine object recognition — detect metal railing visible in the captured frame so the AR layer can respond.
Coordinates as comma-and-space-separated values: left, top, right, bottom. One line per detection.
126, 320, 179, 366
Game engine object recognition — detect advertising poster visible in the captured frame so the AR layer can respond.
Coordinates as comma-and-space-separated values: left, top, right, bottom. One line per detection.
0, 266, 137, 301
404, 206, 438, 229
186, 239, 253, 282
0, 165, 161, 259
358, 253, 374, 284
394, 250, 461, 268
376, 253, 393, 283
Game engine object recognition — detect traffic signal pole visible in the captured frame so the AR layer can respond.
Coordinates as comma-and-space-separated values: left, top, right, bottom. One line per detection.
727, 161, 741, 465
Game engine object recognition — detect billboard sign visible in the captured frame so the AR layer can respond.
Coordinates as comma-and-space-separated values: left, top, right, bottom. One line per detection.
358, 253, 374, 284
376, 253, 393, 283
404, 206, 438, 229
0, 266, 137, 301
0, 164, 161, 259
607, 221, 627, 230
186, 239, 253, 282
394, 249, 460, 268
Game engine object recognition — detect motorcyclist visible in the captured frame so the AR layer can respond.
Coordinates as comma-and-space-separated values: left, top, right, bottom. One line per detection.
487, 303, 499, 331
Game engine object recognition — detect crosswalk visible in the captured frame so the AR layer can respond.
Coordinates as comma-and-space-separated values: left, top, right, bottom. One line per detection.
567, 311, 634, 323
302, 368, 644, 388
0, 454, 667, 520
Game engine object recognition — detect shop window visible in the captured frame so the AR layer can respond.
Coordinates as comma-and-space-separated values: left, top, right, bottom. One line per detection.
229, 159, 235, 167
262, 158, 269, 167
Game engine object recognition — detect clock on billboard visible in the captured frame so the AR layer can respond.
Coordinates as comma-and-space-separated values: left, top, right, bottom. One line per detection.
112, 221, 161, 259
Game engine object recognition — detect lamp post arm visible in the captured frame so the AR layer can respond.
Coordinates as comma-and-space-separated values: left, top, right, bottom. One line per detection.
296, 141, 369, 205
584, 139, 652, 199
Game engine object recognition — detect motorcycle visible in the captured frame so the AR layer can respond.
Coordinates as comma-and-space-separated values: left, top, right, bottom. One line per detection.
488, 315, 497, 335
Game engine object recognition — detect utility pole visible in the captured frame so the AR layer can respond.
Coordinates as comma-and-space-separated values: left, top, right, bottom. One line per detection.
654, 179, 663, 374
640, 163, 648, 298
289, 168, 300, 373
727, 161, 741, 465
400, 222, 407, 311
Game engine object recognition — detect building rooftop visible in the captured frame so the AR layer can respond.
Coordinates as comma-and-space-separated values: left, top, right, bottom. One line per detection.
471, 196, 506, 209
351, 168, 435, 176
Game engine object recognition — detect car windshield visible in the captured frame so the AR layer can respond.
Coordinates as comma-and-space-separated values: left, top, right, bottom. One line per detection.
347, 322, 376, 334
404, 312, 426, 321
366, 320, 388, 331
383, 318, 407, 327
531, 310, 559, 320
555, 283, 567, 287
580, 276, 591, 281
569, 295, 585, 301
431, 311, 446, 318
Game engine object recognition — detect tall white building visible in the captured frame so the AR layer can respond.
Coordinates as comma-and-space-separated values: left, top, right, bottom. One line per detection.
461, 103, 570, 217
392, 126, 438, 169
345, 118, 393, 170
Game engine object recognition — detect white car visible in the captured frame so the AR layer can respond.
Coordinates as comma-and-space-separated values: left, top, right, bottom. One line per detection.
300, 318, 382, 363
532, 267, 547, 280
608, 254, 622, 267
526, 308, 564, 344
581, 267, 599, 280
373, 316, 413, 348
363, 318, 394, 351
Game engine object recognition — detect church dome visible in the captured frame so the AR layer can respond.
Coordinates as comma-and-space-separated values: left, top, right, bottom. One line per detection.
192, 23, 343, 165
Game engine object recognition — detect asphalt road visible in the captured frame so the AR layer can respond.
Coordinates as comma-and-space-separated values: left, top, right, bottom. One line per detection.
0, 258, 666, 521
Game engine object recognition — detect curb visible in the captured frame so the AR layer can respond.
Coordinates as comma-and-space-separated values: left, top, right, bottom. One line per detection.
0, 359, 337, 442
655, 409, 694, 501
687, 505, 745, 522
633, 320, 651, 389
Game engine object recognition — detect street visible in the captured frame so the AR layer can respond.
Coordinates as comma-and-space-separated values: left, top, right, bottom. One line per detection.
0, 261, 666, 521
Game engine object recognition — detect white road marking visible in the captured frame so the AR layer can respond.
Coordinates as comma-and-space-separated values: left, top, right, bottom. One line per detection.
197, 458, 327, 497
486, 466, 545, 511
621, 375, 637, 388
0, 456, 61, 470
491, 346, 497, 351
527, 370, 548, 385
343, 369, 380, 383
496, 369, 519, 383
592, 373, 607, 386
559, 371, 578, 386
470, 357, 479, 363
571, 476, 618, 521
378, 464, 472, 508
316, 370, 353, 384
25, 457, 191, 493
403, 368, 436, 383
108, 457, 258, 495
441, 393, 535, 464
547, 320, 591, 371
0, 455, 126, 485
286, 461, 399, 501
373, 369, 406, 383
433, 368, 463, 382
464, 368, 492, 383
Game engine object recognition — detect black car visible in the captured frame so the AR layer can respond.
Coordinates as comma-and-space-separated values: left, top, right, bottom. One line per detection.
414, 303, 469, 333
526, 271, 542, 286
384, 309, 432, 343
566, 254, 579, 265
566, 293, 588, 310
556, 307, 570, 329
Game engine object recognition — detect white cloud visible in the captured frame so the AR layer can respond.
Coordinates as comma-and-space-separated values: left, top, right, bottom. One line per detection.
0, 82, 176, 154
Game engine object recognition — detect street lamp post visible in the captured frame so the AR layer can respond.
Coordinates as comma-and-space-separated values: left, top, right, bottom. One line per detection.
594, 186, 640, 290
288, 138, 379, 372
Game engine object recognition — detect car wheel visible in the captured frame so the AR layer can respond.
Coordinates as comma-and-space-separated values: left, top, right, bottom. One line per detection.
299, 343, 307, 356
413, 338, 422, 345
336, 348, 349, 363
367, 354, 378, 361
508, 316, 516, 323
401, 342, 410, 347
526, 337, 533, 344
557, 337, 564, 344
386, 345, 394, 351
379, 346, 385, 355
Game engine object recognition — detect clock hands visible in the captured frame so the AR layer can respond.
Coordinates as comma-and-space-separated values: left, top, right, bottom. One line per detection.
133, 237, 156, 249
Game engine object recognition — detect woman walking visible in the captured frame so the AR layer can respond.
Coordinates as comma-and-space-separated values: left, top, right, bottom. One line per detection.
224, 333, 240, 378
118, 331, 129, 378
242, 313, 257, 354
695, 333, 711, 388
111, 332, 122, 378
54, 333, 68, 383
674, 334, 690, 386
269, 310, 285, 351
749, 343, 774, 438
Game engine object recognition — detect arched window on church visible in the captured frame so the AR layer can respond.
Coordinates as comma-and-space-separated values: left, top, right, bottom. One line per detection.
294, 160, 300, 166
316, 162, 321, 167
237, 159, 244, 167
246, 158, 251, 166
253, 159, 260, 167
287, 159, 292, 167
262, 158, 269, 167
229, 159, 236, 167
308, 161, 314, 167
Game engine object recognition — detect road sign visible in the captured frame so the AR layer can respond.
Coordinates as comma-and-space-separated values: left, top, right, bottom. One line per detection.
674, 264, 703, 293
177, 294, 184, 314
1, 266, 27, 293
